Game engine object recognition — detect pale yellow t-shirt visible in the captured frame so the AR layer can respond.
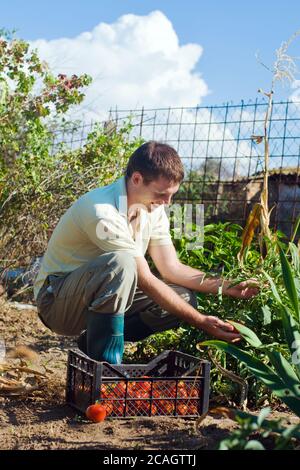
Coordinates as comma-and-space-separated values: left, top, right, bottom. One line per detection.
33, 176, 172, 299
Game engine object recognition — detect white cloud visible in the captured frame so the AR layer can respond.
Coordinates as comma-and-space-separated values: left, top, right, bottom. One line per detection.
30, 10, 265, 177
289, 79, 300, 103
123, 107, 258, 177
30, 10, 209, 120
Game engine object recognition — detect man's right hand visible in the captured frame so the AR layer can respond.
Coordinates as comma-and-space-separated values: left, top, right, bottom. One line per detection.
198, 315, 241, 343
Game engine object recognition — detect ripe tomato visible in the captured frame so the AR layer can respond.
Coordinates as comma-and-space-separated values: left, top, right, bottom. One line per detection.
152, 387, 161, 399
131, 382, 151, 398
153, 399, 174, 415
138, 378, 151, 395
152, 381, 164, 397
177, 403, 188, 416
127, 381, 137, 397
133, 399, 150, 415
86, 403, 107, 422
100, 384, 109, 399
190, 386, 199, 398
150, 403, 158, 416
101, 400, 114, 416
177, 381, 188, 398
164, 401, 174, 414
114, 381, 126, 398
152, 380, 176, 398
176, 401, 198, 415
189, 403, 198, 414
113, 401, 125, 416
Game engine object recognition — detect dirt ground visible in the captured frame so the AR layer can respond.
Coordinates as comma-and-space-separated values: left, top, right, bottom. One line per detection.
0, 297, 298, 451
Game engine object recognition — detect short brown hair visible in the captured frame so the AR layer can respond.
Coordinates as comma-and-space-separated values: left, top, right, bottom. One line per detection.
125, 141, 184, 184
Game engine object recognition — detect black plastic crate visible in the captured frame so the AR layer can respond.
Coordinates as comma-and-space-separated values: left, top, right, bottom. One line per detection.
66, 349, 210, 418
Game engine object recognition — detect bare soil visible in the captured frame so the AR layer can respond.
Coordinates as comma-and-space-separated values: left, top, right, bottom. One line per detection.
0, 297, 298, 451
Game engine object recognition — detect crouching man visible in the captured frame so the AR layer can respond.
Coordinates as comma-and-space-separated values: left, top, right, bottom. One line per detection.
34, 141, 259, 364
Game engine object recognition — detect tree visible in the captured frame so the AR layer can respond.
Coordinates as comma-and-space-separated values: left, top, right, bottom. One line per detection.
0, 31, 92, 173
0, 33, 142, 269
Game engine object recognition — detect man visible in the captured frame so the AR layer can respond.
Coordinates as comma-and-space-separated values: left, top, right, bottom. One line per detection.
34, 141, 258, 364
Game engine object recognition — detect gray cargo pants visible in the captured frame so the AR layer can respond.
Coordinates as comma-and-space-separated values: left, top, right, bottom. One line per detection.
36, 251, 197, 337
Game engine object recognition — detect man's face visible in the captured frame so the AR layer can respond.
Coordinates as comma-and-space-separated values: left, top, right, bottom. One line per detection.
130, 173, 180, 211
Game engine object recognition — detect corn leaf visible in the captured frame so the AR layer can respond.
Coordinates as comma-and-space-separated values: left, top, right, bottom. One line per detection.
261, 305, 272, 326
228, 320, 262, 348
263, 270, 283, 305
290, 215, 300, 246
266, 350, 300, 395
289, 242, 300, 275
280, 304, 300, 380
279, 245, 300, 321
202, 340, 300, 416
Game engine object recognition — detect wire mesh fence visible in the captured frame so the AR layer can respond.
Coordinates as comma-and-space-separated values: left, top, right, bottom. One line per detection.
52, 99, 300, 237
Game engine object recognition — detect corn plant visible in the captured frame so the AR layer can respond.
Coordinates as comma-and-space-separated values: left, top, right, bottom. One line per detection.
203, 244, 300, 417
238, 30, 300, 264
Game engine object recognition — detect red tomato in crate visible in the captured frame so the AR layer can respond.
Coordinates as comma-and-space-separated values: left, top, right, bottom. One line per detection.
113, 401, 125, 416
149, 403, 158, 416
127, 381, 137, 397
165, 401, 175, 414
99, 375, 200, 417
190, 385, 200, 398
86, 403, 107, 422
127, 376, 152, 399
134, 399, 151, 415
152, 380, 175, 399
152, 385, 167, 402
176, 401, 198, 416
100, 383, 109, 399
114, 381, 127, 398
139, 377, 152, 395
153, 399, 174, 415
101, 399, 125, 417
177, 381, 188, 398
189, 403, 198, 414
177, 403, 189, 416
100, 400, 114, 416
101, 381, 127, 399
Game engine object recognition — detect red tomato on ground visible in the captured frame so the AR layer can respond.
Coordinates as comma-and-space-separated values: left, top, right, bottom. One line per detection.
86, 403, 107, 422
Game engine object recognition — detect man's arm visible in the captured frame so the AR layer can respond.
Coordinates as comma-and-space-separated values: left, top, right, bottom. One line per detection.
148, 244, 259, 299
135, 256, 241, 342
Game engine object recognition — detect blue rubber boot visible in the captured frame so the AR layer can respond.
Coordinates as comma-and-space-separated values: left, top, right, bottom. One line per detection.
86, 312, 125, 364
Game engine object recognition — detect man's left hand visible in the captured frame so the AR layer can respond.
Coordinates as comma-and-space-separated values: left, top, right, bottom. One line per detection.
223, 279, 260, 299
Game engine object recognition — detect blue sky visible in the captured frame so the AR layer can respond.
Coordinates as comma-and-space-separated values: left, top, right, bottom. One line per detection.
2, 0, 300, 110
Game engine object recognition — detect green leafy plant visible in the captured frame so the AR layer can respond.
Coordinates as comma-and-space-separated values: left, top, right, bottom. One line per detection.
0, 121, 143, 269
218, 407, 300, 450
0, 34, 92, 174
203, 244, 300, 417
129, 222, 290, 406
0, 34, 143, 270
